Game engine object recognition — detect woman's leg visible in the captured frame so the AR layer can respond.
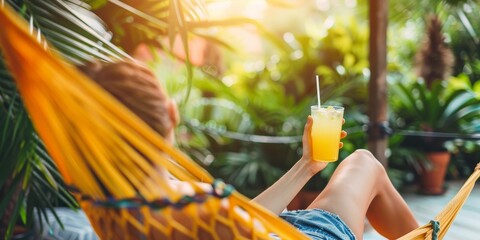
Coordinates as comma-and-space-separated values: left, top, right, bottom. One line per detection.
307, 149, 419, 239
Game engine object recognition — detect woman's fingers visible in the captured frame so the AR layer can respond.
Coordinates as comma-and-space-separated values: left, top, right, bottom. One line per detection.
339, 129, 347, 148
302, 116, 313, 146
302, 116, 314, 160
303, 116, 313, 140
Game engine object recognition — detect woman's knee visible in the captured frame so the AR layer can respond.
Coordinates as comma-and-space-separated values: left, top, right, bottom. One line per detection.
343, 149, 386, 176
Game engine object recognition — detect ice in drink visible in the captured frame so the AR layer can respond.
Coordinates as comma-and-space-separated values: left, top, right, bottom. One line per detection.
310, 106, 344, 162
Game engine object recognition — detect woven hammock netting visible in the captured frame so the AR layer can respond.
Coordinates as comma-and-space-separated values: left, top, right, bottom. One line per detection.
0, 4, 479, 240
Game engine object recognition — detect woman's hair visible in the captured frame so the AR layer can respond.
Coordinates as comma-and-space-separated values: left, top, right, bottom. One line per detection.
78, 61, 172, 137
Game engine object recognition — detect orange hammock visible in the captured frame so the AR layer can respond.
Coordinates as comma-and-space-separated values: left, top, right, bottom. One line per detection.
0, 5, 478, 240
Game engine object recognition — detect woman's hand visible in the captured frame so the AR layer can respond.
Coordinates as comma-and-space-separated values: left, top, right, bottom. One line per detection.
252, 116, 347, 214
339, 118, 347, 148
300, 116, 347, 176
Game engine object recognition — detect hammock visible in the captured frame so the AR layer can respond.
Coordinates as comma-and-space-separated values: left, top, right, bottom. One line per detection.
0, 5, 478, 240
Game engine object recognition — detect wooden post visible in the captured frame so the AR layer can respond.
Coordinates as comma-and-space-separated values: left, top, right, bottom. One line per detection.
368, 0, 388, 167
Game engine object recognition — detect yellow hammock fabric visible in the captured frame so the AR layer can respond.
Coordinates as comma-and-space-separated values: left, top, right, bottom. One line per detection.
0, 5, 479, 240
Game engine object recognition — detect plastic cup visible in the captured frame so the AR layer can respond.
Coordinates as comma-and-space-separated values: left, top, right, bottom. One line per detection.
310, 105, 344, 162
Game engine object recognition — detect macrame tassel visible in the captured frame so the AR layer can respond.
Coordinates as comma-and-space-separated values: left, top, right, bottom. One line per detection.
429, 220, 439, 240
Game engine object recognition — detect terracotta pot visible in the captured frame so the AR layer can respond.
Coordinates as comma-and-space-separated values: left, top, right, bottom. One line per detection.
420, 151, 451, 195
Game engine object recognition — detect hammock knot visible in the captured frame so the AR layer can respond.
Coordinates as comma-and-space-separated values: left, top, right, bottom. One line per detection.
212, 179, 234, 198
171, 195, 206, 209
430, 220, 440, 240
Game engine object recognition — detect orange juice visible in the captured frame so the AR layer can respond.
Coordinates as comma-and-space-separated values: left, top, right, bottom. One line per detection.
310, 106, 344, 162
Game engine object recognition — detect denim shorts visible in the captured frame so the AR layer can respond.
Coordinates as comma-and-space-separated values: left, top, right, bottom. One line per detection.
278, 209, 356, 240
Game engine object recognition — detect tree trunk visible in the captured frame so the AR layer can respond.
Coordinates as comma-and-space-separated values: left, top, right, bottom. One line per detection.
368, 0, 389, 167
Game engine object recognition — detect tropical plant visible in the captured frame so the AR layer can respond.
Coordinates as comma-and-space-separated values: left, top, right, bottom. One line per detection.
84, 0, 292, 101
177, 96, 302, 197
415, 15, 455, 88
88, 0, 291, 54
389, 78, 480, 193
390, 14, 480, 149
0, 95, 78, 239
0, 0, 125, 238
388, 0, 480, 83
445, 3, 480, 82
391, 80, 480, 150
386, 132, 429, 187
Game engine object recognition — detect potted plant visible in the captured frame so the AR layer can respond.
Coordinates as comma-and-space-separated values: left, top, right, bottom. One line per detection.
390, 15, 480, 195
391, 80, 480, 194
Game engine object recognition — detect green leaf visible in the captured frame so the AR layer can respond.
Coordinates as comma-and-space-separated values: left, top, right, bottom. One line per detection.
84, 0, 108, 10
440, 91, 478, 128
0, 176, 23, 218
4, 192, 25, 240
1, 1, 129, 238
392, 82, 423, 119
24, 0, 129, 61
171, 0, 193, 102
427, 82, 444, 127
19, 203, 27, 224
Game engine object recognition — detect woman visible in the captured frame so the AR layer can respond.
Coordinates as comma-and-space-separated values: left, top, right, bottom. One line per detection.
79, 60, 419, 240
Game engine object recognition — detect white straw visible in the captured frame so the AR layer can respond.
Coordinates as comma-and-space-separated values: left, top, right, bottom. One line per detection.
316, 75, 321, 107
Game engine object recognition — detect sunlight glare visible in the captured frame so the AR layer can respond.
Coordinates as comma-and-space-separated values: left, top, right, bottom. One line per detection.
271, 71, 281, 81
315, 0, 330, 11
345, 0, 357, 8
207, 1, 232, 12
336, 65, 346, 75
290, 50, 304, 60
222, 76, 236, 87
283, 32, 295, 43
243, 1, 267, 19
323, 16, 335, 29
403, 21, 419, 40
463, 3, 473, 13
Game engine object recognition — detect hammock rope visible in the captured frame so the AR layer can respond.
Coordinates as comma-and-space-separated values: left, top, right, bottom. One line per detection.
71, 179, 235, 210
0, 4, 479, 240
397, 162, 480, 240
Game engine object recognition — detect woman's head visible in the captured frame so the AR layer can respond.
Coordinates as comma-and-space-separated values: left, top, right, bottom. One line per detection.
78, 61, 179, 142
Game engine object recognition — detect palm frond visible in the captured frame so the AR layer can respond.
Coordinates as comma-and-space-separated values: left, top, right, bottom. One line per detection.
1, 1, 127, 238
92, 0, 290, 102
21, 0, 128, 61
